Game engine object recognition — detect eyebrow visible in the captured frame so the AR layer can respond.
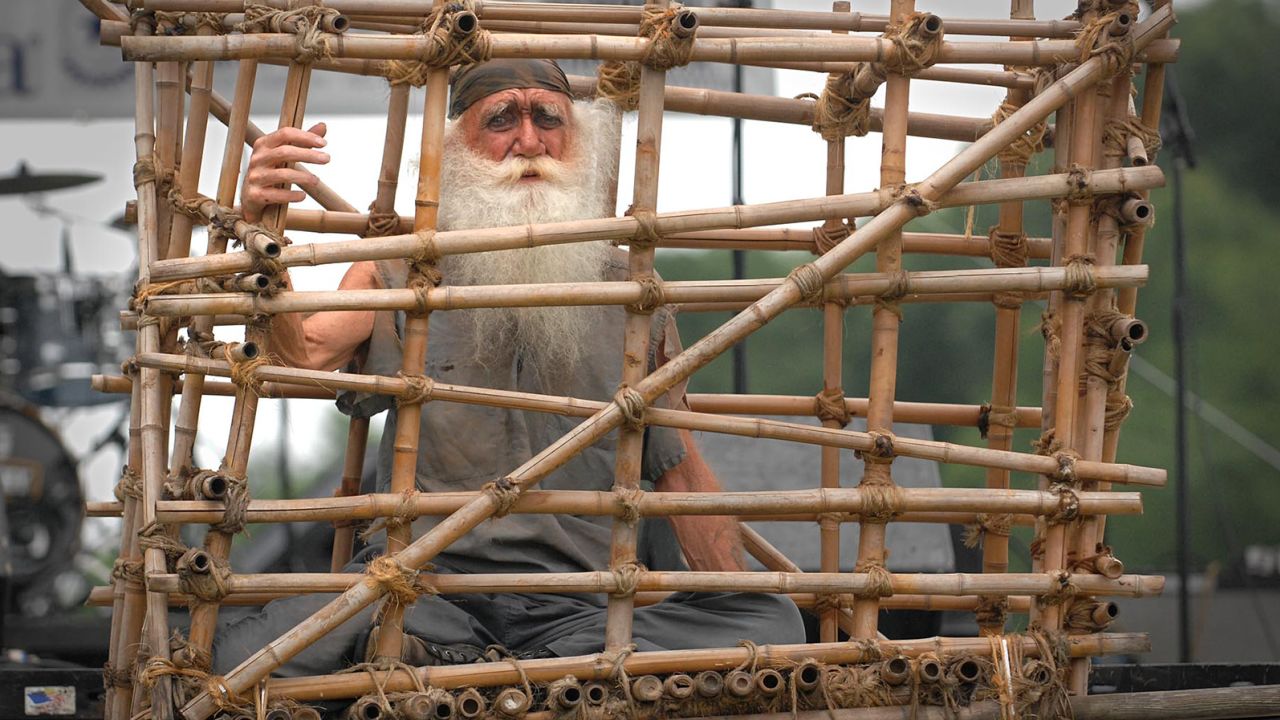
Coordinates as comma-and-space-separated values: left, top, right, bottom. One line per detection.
480, 100, 517, 125
532, 102, 564, 119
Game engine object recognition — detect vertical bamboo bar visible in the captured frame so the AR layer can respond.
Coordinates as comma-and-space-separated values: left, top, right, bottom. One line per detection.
332, 81, 410, 572
817, 0, 850, 645
1035, 4, 1105, 634
372, 2, 449, 659
604, 0, 671, 651
179, 61, 259, 658
153, 48, 185, 261
850, 0, 914, 640
133, 38, 178, 720
976, 0, 1034, 637
106, 376, 146, 720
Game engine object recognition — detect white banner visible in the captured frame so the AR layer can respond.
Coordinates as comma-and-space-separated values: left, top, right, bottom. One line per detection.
0, 0, 774, 120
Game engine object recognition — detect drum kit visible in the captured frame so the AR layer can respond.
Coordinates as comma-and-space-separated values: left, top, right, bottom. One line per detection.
0, 162, 132, 622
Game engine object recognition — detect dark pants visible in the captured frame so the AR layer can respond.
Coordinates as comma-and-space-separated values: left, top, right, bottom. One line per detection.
213, 577, 805, 676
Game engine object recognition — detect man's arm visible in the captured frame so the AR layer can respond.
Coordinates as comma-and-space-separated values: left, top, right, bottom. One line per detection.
271, 261, 381, 371
655, 429, 747, 572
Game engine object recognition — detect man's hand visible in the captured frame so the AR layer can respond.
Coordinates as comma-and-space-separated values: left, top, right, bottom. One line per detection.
241, 122, 330, 224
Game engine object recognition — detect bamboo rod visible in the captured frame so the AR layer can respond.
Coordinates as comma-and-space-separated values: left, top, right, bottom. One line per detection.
744, 519, 862, 640
136, 1, 1086, 38
850, 0, 913, 641
120, 29, 1179, 67
134, 350, 1167, 487
148, 570, 1164, 600
604, 0, 670, 653
132, 33, 178, 720
975, 0, 1033, 635
262, 633, 1150, 701
153, 57, 184, 260
148, 165, 1163, 282
92, 374, 1044, 429
105, 365, 146, 720
370, 0, 449, 660
139, 265, 1149, 318
94, 486, 1144, 524
86, 586, 1033, 613
178, 14, 1173, 714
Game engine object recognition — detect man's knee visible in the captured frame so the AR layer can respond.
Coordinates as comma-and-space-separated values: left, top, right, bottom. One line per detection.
735, 593, 806, 645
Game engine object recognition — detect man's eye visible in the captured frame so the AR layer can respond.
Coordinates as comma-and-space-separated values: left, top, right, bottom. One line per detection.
534, 112, 563, 129
487, 113, 516, 130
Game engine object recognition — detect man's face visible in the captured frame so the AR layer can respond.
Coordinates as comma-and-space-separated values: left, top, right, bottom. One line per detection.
458, 88, 575, 170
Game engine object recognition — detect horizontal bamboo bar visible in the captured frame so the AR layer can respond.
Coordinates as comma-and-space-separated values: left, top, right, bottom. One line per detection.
261, 633, 1149, 701
90, 374, 1042, 429
140, 265, 1148, 317
148, 569, 1162, 599
133, 351, 1168, 487
120, 28, 1178, 67
89, 485, 1142, 524
135, 1, 1085, 38
85, 586, 1033, 613
149, 165, 1163, 282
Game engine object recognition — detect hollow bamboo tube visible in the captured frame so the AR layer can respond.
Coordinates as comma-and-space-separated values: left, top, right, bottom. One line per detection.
119, 30, 1179, 67
92, 373, 1044, 429
142, 264, 1149, 318
134, 350, 1166, 488
179, 17, 1172, 713
975, 0, 1033, 635
372, 3, 449, 661
604, 0, 670, 654
153, 58, 183, 260
131, 39, 178, 720
850, 0, 913, 641
148, 569, 1163, 600
90, 483, 1122, 524
147, 164, 1162, 283
105, 367, 146, 720
816, 1, 849, 643
260, 633, 1149, 702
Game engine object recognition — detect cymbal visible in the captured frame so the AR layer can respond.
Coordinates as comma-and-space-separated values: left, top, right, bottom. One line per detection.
0, 162, 102, 196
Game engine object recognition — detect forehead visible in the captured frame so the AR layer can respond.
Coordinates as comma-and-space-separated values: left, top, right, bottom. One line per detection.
469, 88, 573, 116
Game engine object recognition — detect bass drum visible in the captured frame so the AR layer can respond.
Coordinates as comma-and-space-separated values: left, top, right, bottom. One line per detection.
0, 396, 83, 609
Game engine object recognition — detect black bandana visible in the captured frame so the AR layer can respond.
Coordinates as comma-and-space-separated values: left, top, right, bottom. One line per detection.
448, 59, 573, 119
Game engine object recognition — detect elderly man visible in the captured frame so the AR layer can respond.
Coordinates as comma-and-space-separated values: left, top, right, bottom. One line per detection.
213, 59, 804, 676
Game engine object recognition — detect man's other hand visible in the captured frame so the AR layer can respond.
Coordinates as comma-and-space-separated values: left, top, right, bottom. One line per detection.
241, 122, 330, 224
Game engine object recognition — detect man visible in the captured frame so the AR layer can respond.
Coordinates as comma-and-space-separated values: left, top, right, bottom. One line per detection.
214, 59, 804, 676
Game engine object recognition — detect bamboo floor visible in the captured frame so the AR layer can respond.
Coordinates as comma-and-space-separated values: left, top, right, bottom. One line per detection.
76, 0, 1220, 718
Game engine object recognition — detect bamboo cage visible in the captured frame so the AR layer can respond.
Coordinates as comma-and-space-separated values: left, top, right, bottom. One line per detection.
80, 0, 1201, 718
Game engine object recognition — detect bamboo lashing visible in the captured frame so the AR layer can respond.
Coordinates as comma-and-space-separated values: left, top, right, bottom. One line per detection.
89, 2, 1185, 718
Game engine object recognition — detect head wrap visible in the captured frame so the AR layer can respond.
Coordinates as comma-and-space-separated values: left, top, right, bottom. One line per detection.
448, 59, 573, 119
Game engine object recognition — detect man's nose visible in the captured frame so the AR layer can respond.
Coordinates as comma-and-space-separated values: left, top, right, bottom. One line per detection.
510, 115, 546, 158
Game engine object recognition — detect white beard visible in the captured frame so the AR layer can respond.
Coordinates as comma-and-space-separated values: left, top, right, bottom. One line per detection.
435, 99, 620, 380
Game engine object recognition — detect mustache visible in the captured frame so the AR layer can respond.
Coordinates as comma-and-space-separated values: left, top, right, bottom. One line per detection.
491, 154, 569, 184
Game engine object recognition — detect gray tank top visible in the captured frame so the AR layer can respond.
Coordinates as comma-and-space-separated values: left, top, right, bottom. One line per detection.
337, 251, 688, 579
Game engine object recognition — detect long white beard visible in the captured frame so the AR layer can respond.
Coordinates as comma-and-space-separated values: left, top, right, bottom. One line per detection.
436, 99, 620, 379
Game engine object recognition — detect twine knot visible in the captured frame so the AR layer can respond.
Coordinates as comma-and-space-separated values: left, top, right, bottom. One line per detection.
854, 559, 894, 598
814, 388, 852, 428
614, 385, 648, 431
788, 263, 826, 304
881, 13, 944, 76
855, 430, 896, 465
365, 555, 421, 623
615, 486, 644, 525
396, 372, 434, 407
628, 277, 666, 315
811, 221, 852, 256
611, 561, 646, 598
483, 476, 521, 517
638, 4, 697, 71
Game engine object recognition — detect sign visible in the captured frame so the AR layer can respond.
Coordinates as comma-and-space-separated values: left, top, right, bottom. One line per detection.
0, 0, 773, 120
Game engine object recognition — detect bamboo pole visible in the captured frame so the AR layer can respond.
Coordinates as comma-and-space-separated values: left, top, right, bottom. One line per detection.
153, 55, 184, 260
139, 265, 1150, 317
369, 0, 450, 661
147, 164, 1163, 282
102, 486, 1144, 525
604, 0, 672, 654
105, 361, 146, 720
131, 30, 178, 720
178, 12, 1174, 715
86, 586, 1034, 614
119, 28, 1179, 67
92, 375, 1045, 429
849, 0, 913, 641
147, 569, 1165, 599
262, 633, 1150, 702
975, 0, 1033, 637
133, 350, 1167, 488
745, 519, 863, 640
816, 0, 848, 643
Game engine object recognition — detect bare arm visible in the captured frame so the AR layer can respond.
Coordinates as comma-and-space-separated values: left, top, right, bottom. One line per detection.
655, 429, 747, 572
271, 261, 381, 371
